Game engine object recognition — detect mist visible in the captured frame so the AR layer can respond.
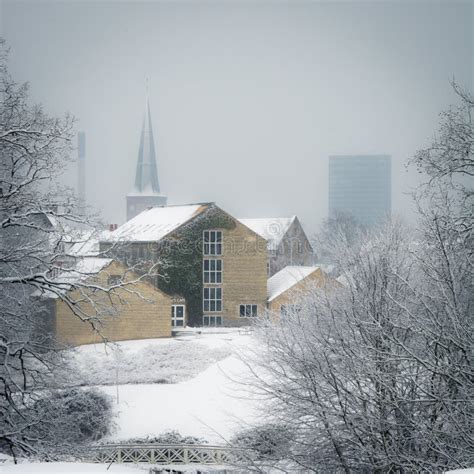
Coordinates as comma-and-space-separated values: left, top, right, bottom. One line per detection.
1, 0, 472, 234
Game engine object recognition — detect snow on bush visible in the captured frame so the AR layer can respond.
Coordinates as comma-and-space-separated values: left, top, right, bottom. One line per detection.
56, 338, 232, 387
106, 430, 207, 446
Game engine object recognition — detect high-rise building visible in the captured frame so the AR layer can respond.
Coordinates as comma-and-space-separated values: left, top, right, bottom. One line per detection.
126, 96, 167, 221
328, 155, 391, 227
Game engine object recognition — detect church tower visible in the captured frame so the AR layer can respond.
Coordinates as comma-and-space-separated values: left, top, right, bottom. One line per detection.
126, 95, 167, 221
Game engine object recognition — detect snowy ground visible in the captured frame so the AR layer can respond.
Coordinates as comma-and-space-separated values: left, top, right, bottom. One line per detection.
58, 331, 235, 386
66, 329, 263, 444
0, 331, 263, 472
0, 462, 145, 473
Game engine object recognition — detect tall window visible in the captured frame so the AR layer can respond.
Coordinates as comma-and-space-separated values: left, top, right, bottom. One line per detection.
239, 304, 258, 318
203, 315, 222, 327
203, 230, 222, 256
203, 287, 222, 312
203, 259, 222, 283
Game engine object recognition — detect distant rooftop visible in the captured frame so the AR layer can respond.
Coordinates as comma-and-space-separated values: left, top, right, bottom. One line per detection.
267, 265, 319, 302
104, 203, 211, 242
239, 217, 296, 250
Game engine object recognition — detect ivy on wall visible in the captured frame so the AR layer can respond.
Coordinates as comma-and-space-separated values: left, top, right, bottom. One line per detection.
157, 206, 235, 326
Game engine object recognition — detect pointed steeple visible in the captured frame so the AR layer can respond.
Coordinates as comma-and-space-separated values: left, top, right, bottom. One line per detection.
134, 95, 160, 194
126, 87, 167, 221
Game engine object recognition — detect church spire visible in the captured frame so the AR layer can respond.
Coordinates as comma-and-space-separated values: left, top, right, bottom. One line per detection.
134, 93, 160, 194
126, 86, 168, 221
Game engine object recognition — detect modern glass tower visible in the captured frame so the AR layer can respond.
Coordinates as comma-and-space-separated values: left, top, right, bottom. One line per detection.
328, 155, 391, 227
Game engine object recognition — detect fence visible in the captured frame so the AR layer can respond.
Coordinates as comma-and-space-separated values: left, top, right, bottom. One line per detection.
85, 444, 247, 465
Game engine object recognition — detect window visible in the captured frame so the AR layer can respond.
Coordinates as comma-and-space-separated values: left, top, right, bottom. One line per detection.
203, 315, 222, 327
203, 259, 222, 283
203, 230, 222, 256
203, 287, 222, 312
239, 304, 258, 318
171, 305, 185, 328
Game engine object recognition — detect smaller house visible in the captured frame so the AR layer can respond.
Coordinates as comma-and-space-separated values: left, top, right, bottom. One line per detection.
38, 258, 177, 346
267, 265, 329, 316
238, 216, 314, 276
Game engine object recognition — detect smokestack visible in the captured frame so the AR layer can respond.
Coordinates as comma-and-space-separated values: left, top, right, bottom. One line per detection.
78, 132, 86, 205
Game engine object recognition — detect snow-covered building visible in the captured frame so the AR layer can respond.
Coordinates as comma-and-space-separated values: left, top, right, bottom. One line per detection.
267, 265, 330, 316
238, 216, 314, 276
126, 95, 167, 221
101, 202, 268, 328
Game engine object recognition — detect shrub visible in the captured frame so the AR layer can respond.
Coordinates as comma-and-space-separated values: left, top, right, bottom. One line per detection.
117, 431, 207, 445
231, 423, 291, 459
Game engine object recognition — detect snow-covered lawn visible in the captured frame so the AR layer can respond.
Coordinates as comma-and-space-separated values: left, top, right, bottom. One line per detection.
64, 330, 262, 444
58, 331, 235, 386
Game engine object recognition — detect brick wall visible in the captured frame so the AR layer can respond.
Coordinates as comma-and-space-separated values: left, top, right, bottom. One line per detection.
54, 261, 172, 346
219, 221, 268, 326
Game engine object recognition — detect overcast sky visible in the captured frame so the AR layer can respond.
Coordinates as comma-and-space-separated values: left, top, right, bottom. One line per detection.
1, 0, 472, 233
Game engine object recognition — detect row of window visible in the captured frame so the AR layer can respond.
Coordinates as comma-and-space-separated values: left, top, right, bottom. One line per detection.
202, 305, 257, 327
202, 230, 257, 326
171, 305, 258, 329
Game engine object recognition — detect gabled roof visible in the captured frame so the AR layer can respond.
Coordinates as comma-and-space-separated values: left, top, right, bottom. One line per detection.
267, 265, 319, 302
238, 216, 296, 250
104, 203, 210, 242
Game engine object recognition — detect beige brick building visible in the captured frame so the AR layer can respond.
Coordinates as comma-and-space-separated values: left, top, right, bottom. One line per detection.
43, 259, 174, 346
101, 203, 268, 328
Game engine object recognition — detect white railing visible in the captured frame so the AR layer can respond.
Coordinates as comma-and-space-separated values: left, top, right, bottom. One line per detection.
86, 444, 247, 465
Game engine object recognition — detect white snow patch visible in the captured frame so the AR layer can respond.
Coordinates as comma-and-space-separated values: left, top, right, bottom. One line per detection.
95, 333, 260, 443
104, 204, 205, 242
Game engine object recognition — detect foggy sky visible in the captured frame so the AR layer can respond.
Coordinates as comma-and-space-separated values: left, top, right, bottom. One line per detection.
1, 0, 472, 234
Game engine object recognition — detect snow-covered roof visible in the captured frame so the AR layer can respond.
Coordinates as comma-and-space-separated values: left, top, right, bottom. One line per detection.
104, 204, 208, 242
66, 230, 112, 257
37, 258, 113, 298
239, 217, 296, 250
267, 265, 319, 302
335, 272, 354, 288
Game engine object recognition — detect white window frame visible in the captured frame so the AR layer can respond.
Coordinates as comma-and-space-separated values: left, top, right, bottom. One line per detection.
239, 304, 258, 318
203, 315, 223, 327
203, 259, 223, 284
203, 230, 223, 256
203, 287, 222, 312
171, 304, 186, 328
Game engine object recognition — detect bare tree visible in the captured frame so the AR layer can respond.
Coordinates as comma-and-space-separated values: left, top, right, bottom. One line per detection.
0, 39, 155, 459
239, 85, 473, 471
411, 81, 473, 239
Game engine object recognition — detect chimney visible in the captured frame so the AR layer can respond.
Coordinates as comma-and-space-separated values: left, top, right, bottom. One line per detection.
77, 132, 86, 205
108, 224, 118, 232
